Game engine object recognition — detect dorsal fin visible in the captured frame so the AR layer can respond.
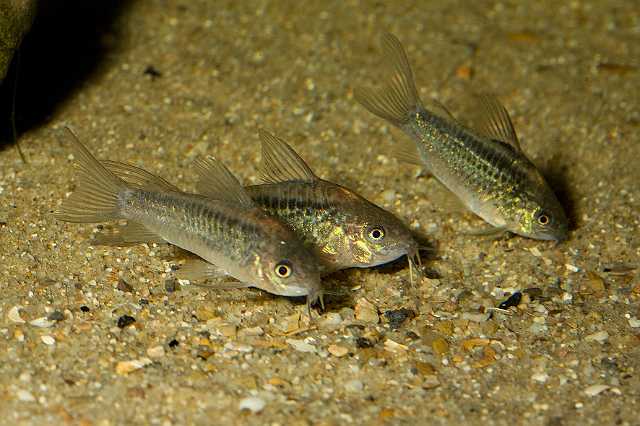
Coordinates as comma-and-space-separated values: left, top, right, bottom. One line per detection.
102, 160, 181, 192
193, 156, 255, 208
475, 94, 521, 151
258, 129, 317, 184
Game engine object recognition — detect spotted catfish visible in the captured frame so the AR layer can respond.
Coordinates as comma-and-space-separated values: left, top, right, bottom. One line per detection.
194, 130, 421, 279
355, 33, 568, 241
56, 128, 323, 308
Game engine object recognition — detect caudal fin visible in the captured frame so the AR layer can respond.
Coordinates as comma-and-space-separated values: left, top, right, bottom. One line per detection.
354, 33, 423, 128
55, 127, 128, 223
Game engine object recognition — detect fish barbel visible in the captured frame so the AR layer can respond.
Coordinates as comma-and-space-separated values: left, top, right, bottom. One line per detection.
193, 130, 421, 279
55, 127, 323, 308
355, 34, 568, 241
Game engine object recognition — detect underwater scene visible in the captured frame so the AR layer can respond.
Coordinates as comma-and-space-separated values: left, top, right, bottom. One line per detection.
0, 1, 638, 424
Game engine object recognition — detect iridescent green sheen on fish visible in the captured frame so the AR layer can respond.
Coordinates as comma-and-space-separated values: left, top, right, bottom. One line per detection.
195, 130, 420, 275
56, 128, 323, 307
355, 34, 568, 241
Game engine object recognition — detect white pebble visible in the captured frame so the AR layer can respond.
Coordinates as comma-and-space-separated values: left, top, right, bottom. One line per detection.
344, 379, 364, 393
565, 264, 580, 273
584, 330, 609, 344
41, 335, 55, 346
286, 338, 316, 353
239, 396, 265, 413
146, 345, 165, 358
319, 312, 342, 329
531, 372, 549, 383
584, 384, 610, 397
628, 318, 640, 328
16, 389, 35, 402
29, 317, 55, 328
8, 306, 25, 324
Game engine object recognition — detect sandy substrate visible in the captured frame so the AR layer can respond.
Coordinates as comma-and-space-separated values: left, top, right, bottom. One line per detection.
0, 1, 638, 425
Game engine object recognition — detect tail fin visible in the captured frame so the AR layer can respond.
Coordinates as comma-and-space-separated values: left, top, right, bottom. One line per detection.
354, 33, 423, 128
55, 127, 128, 223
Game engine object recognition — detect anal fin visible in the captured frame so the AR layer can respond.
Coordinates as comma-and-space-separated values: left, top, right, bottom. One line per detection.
92, 222, 166, 246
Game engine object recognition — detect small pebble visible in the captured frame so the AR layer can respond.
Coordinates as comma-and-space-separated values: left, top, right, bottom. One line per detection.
565, 264, 580, 273
115, 358, 152, 375
319, 312, 343, 329
117, 278, 134, 293
8, 306, 25, 324
16, 389, 35, 402
584, 384, 610, 397
327, 344, 348, 357
41, 335, 55, 346
239, 396, 265, 414
146, 345, 165, 358
355, 337, 374, 349
355, 298, 379, 323
344, 379, 364, 393
241, 326, 264, 336
383, 308, 416, 329
286, 338, 316, 353
532, 372, 549, 383
30, 317, 55, 328
117, 315, 136, 328
384, 339, 409, 353
47, 311, 65, 321
498, 292, 522, 310
627, 318, 640, 328
277, 313, 300, 333
164, 278, 178, 293
585, 330, 609, 344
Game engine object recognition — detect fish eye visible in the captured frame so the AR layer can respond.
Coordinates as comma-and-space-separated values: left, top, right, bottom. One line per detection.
275, 261, 292, 278
368, 226, 385, 241
536, 211, 552, 226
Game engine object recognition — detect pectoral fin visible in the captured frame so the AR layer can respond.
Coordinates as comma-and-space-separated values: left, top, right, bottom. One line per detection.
177, 258, 230, 281
464, 225, 510, 240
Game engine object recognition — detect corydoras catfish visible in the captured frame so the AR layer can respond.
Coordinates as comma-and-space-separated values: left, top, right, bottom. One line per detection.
194, 130, 421, 279
55, 128, 323, 308
355, 33, 568, 241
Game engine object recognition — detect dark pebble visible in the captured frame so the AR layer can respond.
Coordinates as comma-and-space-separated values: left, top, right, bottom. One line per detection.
168, 339, 179, 348
117, 278, 134, 293
139, 299, 149, 305
117, 315, 136, 328
165, 278, 179, 293
523, 287, 543, 300
498, 292, 522, 310
406, 331, 420, 340
80, 305, 90, 312
143, 65, 162, 79
47, 310, 65, 321
384, 308, 416, 330
356, 337, 374, 348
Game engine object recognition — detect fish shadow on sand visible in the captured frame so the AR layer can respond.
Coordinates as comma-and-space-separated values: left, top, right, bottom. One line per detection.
0, 0, 132, 152
539, 156, 579, 232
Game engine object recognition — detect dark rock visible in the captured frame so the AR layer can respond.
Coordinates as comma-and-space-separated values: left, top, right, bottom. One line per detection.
47, 310, 65, 321
117, 315, 136, 328
356, 337, 374, 348
384, 308, 416, 329
117, 278, 133, 293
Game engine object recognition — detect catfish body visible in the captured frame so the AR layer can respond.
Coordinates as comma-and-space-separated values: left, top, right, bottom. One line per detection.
56, 128, 323, 305
195, 130, 420, 276
355, 34, 568, 241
